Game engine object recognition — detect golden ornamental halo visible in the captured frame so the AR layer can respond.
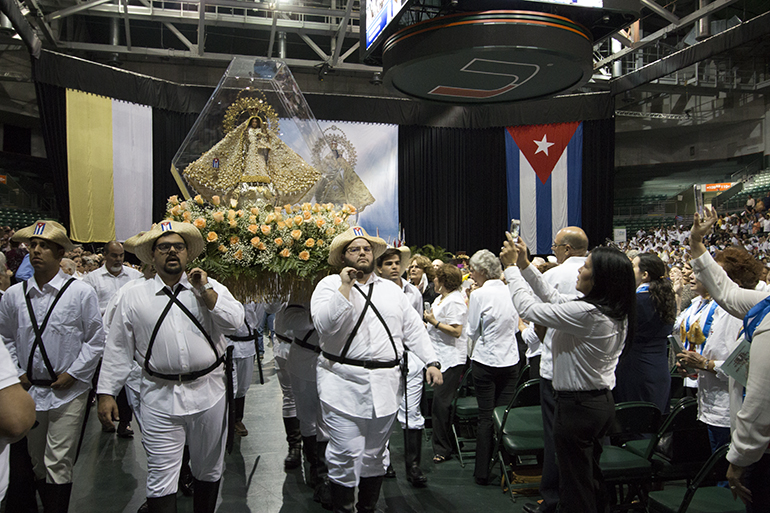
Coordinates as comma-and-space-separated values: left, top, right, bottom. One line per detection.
311, 125, 358, 170
223, 90, 280, 134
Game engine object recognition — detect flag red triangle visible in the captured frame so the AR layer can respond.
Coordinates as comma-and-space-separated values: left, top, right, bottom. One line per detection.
507, 122, 580, 185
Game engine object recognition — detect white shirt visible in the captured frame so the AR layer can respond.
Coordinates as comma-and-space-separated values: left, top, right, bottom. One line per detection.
97, 274, 244, 416
674, 295, 717, 388
103, 277, 147, 392
228, 302, 260, 359
536, 256, 586, 380
286, 302, 319, 382
0, 341, 20, 501
427, 290, 468, 369
83, 264, 143, 315
506, 265, 626, 392
521, 323, 542, 359
691, 251, 770, 467
402, 280, 423, 316
467, 279, 520, 368
311, 273, 437, 419
0, 270, 105, 410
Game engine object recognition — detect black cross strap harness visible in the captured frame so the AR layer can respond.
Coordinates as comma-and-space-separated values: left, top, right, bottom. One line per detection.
226, 319, 256, 343
321, 283, 401, 369
293, 328, 320, 353
23, 278, 77, 387
144, 286, 224, 382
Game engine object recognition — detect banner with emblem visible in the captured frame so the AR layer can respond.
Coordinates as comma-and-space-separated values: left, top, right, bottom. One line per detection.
505, 122, 582, 255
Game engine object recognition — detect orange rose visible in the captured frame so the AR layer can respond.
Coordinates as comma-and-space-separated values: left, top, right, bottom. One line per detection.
248, 224, 259, 234
194, 194, 204, 205
274, 206, 282, 214
305, 238, 315, 248
250, 237, 261, 248
261, 225, 271, 235
326, 228, 335, 236
213, 211, 225, 223
286, 217, 294, 227
312, 203, 320, 213
299, 250, 310, 261
170, 205, 181, 216
303, 211, 312, 220
211, 195, 221, 206
294, 215, 303, 225
207, 231, 218, 242
317, 239, 325, 247
277, 221, 286, 230
279, 248, 291, 258
182, 211, 191, 222
230, 198, 238, 208
316, 218, 326, 228
168, 195, 179, 205
227, 209, 236, 220
291, 229, 302, 240
258, 242, 267, 251
284, 204, 293, 213
218, 244, 227, 253
250, 207, 259, 215
229, 220, 237, 228
230, 236, 239, 245
274, 238, 283, 247
234, 249, 243, 260
236, 210, 244, 218
180, 201, 188, 210
249, 215, 257, 224
302, 202, 312, 211
334, 217, 343, 225
194, 218, 206, 229
266, 213, 276, 224
349, 205, 357, 214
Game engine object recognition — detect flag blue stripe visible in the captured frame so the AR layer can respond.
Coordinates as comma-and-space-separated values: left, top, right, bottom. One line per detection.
505, 132, 520, 222
536, 175, 552, 255
567, 123, 583, 226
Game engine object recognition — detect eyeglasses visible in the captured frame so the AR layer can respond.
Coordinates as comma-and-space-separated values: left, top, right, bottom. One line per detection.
155, 242, 187, 253
551, 243, 568, 250
345, 246, 372, 255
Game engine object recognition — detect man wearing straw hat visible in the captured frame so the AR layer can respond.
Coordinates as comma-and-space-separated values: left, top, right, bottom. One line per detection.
96, 220, 244, 513
311, 226, 443, 513
0, 220, 105, 513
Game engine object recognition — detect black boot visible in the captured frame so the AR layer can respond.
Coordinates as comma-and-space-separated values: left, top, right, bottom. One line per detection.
302, 436, 320, 488
37, 480, 55, 513
404, 429, 427, 487
313, 440, 332, 510
53, 483, 73, 513
356, 476, 384, 513
192, 478, 220, 513
178, 446, 194, 497
283, 417, 302, 470
146, 494, 177, 513
330, 481, 356, 513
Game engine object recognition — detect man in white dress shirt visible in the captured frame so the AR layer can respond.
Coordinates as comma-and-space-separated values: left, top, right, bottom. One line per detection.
0, 220, 105, 513
376, 246, 429, 486
84, 240, 142, 438
311, 227, 442, 513
521, 226, 588, 513
96, 221, 244, 513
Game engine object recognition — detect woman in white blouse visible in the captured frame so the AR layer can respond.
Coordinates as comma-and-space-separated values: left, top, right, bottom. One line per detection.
423, 264, 468, 464
466, 249, 520, 486
501, 235, 635, 513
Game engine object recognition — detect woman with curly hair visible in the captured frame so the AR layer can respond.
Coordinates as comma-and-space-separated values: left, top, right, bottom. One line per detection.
614, 253, 676, 413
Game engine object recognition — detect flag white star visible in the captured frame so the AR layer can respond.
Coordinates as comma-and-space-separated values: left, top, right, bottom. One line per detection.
533, 134, 555, 156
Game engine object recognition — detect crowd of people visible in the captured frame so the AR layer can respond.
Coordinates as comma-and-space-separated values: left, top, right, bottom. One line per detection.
1, 207, 769, 513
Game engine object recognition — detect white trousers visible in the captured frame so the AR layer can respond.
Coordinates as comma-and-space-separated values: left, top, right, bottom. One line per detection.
234, 356, 255, 399
322, 402, 396, 487
397, 352, 425, 430
27, 392, 89, 484
142, 394, 227, 498
125, 385, 143, 433
274, 355, 296, 418
290, 375, 328, 441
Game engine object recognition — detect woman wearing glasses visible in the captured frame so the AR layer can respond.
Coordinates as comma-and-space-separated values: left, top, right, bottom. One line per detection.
500, 235, 635, 513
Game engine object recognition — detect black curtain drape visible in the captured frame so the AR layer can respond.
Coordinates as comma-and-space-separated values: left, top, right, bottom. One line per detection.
581, 117, 615, 249
399, 126, 508, 255
151, 110, 198, 221
34, 82, 69, 230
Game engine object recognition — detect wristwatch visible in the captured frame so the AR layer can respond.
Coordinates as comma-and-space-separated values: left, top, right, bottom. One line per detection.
426, 361, 441, 371
197, 282, 214, 294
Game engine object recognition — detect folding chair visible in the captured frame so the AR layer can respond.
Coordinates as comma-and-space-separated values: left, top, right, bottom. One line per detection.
450, 366, 477, 468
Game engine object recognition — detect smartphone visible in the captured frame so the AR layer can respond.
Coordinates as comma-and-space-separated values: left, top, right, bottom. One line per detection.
693, 185, 704, 217
510, 218, 521, 239
424, 301, 431, 313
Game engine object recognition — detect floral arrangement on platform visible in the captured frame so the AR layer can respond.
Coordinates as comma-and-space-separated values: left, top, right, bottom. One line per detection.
164, 194, 355, 301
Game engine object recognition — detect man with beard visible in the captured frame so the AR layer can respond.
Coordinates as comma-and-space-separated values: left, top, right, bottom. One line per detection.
311, 227, 442, 513
97, 221, 244, 513
376, 247, 429, 486
84, 241, 142, 438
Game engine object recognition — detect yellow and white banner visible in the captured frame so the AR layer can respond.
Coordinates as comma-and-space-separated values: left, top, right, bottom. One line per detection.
66, 89, 153, 243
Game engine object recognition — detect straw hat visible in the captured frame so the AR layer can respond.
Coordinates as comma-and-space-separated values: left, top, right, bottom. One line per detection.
328, 226, 387, 268
13, 220, 74, 252
378, 245, 411, 276
128, 220, 205, 265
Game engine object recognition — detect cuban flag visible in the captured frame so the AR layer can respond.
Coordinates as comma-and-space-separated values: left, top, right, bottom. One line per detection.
352, 226, 364, 237
506, 122, 582, 255
34, 222, 46, 236
160, 221, 173, 232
